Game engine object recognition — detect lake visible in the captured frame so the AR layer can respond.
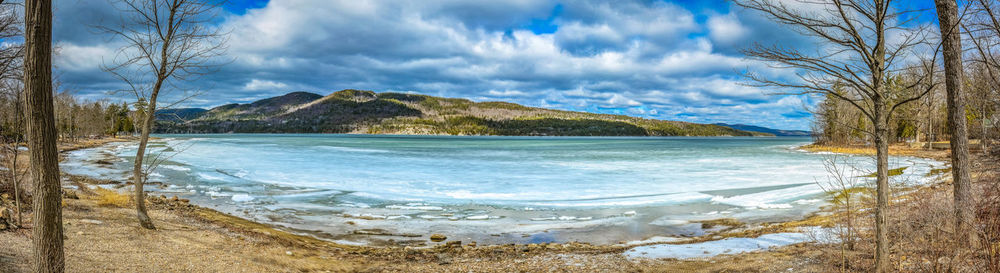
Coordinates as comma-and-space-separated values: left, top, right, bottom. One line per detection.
61, 134, 944, 245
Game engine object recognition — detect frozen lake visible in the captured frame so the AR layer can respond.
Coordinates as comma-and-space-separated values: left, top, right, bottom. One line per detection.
61, 134, 944, 245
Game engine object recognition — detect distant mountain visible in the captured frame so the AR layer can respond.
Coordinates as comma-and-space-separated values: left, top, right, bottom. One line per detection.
155, 108, 208, 122
713, 123, 811, 137
199, 91, 323, 120
154, 89, 773, 137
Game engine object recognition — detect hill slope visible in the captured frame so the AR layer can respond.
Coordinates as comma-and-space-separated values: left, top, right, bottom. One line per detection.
713, 123, 811, 137
155, 90, 772, 136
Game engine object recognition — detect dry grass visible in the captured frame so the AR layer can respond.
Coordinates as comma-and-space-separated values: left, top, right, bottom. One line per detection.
94, 188, 133, 208
694, 218, 744, 229
799, 143, 951, 160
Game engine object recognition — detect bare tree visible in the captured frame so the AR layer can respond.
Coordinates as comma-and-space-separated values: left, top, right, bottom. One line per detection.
1, 90, 26, 227
734, 1, 938, 271
966, 0, 1000, 152
100, 0, 228, 229
23, 0, 64, 271
815, 155, 866, 268
0, 0, 23, 228
934, 0, 977, 246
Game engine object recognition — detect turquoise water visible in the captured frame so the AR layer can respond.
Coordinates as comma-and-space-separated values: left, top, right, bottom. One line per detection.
61, 134, 944, 245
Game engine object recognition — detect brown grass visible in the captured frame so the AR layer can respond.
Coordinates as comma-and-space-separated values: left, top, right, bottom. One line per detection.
94, 188, 133, 208
803, 152, 1000, 272
799, 143, 951, 160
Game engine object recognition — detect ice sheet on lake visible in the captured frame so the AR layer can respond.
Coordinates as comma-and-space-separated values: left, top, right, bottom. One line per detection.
625, 232, 811, 260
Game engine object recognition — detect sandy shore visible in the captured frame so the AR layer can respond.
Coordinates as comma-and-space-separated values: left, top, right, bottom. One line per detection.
1, 139, 955, 272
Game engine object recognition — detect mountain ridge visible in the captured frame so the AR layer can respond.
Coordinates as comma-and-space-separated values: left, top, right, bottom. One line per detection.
154, 89, 774, 137
713, 123, 812, 137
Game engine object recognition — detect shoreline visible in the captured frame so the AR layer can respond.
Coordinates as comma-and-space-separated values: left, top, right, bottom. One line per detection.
2, 137, 951, 271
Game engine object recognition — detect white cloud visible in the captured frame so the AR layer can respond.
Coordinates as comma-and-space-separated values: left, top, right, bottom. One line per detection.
55, 43, 115, 72
708, 14, 749, 45
51, 0, 818, 130
606, 94, 642, 107
243, 79, 288, 91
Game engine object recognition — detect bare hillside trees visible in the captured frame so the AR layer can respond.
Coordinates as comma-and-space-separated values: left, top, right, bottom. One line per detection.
735, 1, 937, 271
101, 0, 228, 229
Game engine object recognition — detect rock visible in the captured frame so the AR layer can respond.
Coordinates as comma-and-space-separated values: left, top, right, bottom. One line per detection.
63, 190, 79, 199
0, 208, 10, 231
179, 198, 190, 203
170, 196, 179, 202
445, 241, 462, 248
95, 159, 114, 165
436, 253, 452, 265
353, 229, 392, 236
467, 241, 477, 247
429, 234, 447, 242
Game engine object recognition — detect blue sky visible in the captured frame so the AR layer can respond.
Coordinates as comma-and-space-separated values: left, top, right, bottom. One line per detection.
50, 0, 943, 131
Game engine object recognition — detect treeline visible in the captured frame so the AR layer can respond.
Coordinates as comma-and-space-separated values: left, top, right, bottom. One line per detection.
1, 91, 141, 143
812, 36, 999, 150
0, 1, 139, 144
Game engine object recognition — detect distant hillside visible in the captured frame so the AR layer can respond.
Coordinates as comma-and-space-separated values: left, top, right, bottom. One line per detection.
155, 108, 208, 122
714, 123, 811, 137
154, 90, 772, 137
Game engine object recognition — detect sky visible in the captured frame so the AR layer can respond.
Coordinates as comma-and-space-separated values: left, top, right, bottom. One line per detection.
49, 0, 941, 131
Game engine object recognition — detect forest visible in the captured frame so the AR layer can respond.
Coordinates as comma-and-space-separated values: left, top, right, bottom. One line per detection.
812, 63, 999, 149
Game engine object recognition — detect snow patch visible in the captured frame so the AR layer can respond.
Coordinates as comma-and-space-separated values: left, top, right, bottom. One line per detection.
625, 232, 811, 260
231, 194, 254, 202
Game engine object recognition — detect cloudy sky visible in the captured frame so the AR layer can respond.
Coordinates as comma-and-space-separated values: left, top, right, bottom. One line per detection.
48, 0, 936, 130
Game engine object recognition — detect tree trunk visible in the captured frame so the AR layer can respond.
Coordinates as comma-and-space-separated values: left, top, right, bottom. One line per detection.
13, 92, 23, 226
873, 102, 890, 273
23, 0, 64, 271
927, 106, 934, 150
983, 110, 989, 152
935, 0, 977, 246
131, 88, 158, 230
